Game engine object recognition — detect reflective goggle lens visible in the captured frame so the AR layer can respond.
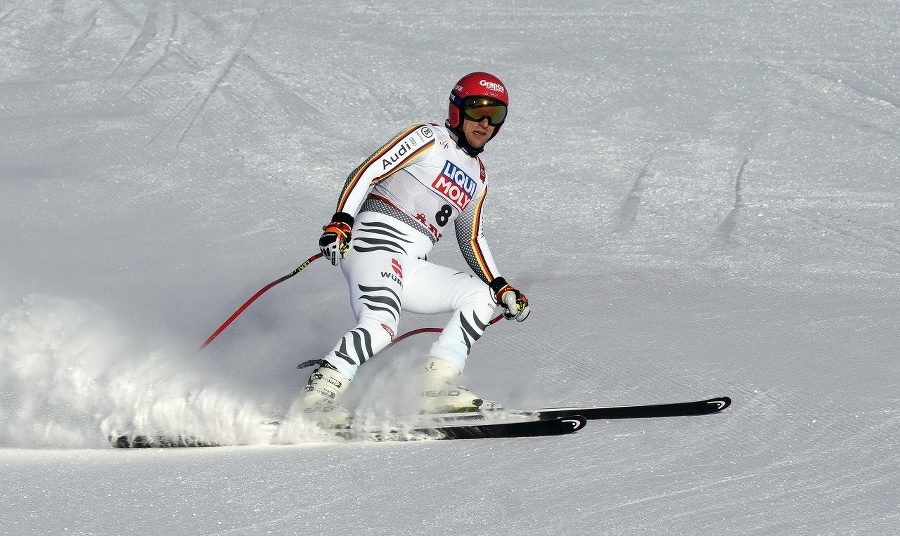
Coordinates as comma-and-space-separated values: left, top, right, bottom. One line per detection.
462, 97, 507, 125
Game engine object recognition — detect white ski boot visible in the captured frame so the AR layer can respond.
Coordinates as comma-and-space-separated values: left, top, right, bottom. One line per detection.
292, 361, 351, 428
417, 357, 486, 413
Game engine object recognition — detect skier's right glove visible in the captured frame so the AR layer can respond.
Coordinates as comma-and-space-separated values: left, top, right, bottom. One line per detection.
319, 212, 354, 265
489, 277, 530, 322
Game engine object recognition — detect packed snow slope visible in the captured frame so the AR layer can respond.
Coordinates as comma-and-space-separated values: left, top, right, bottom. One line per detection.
1, 0, 898, 534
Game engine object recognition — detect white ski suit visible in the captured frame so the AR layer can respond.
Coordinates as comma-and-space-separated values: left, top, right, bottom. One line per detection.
321, 123, 505, 379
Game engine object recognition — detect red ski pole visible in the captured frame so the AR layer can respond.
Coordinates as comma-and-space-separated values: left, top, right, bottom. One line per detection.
299, 313, 506, 369
384, 313, 505, 352
199, 252, 323, 350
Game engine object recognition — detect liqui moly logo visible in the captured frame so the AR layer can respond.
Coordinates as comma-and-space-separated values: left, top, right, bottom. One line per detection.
432, 161, 477, 211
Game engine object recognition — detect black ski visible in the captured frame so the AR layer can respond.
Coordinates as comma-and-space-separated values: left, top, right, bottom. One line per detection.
109, 416, 587, 448
109, 397, 729, 447
523, 396, 731, 421
418, 415, 586, 440
112, 435, 221, 448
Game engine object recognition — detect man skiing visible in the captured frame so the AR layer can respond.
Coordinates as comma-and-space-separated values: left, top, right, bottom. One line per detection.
294, 72, 530, 427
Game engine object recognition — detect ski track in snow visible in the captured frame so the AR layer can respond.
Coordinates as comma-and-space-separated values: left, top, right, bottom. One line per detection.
2, 0, 899, 534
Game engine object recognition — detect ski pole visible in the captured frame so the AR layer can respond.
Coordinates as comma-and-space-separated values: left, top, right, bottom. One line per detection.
298, 313, 505, 369
199, 252, 323, 350
383, 313, 505, 352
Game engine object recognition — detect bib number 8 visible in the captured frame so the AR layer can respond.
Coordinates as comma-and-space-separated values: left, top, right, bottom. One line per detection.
435, 204, 452, 227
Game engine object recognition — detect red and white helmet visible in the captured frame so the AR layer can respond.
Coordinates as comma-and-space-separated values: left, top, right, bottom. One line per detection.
447, 72, 509, 131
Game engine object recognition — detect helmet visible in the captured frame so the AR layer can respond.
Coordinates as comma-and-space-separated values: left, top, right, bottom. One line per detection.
447, 72, 509, 132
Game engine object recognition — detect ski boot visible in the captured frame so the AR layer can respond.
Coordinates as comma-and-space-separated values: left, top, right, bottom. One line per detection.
417, 357, 488, 414
292, 361, 351, 428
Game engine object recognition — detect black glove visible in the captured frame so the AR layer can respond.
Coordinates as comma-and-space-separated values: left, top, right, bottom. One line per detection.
319, 212, 354, 265
489, 277, 530, 321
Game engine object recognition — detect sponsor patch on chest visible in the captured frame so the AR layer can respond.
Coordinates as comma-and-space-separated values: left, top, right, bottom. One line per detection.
432, 160, 477, 211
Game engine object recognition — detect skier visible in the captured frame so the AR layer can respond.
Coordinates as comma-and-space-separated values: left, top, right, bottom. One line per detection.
294, 72, 530, 427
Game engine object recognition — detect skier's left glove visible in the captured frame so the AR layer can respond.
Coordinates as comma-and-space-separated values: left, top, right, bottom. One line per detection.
489, 277, 530, 322
319, 212, 354, 265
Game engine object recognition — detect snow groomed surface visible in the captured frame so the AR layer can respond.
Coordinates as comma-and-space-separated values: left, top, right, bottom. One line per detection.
1, 1, 898, 534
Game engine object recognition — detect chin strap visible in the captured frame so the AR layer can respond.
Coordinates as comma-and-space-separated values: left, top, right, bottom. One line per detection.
445, 120, 484, 157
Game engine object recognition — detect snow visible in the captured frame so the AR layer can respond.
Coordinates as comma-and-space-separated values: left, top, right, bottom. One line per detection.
1, 0, 899, 533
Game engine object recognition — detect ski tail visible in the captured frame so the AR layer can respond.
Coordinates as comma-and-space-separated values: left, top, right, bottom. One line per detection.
111, 434, 220, 448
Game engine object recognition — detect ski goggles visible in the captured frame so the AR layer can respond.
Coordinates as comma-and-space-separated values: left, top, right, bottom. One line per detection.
453, 96, 508, 126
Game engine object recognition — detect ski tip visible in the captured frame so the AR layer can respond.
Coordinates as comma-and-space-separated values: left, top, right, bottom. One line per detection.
707, 396, 732, 412
562, 415, 588, 432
